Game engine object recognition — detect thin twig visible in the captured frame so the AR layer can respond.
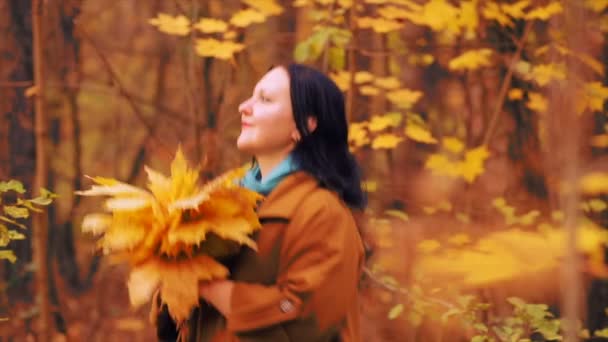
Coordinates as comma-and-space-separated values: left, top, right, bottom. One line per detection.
346, 0, 358, 122
482, 21, 533, 146
0, 81, 33, 87
77, 25, 173, 157
362, 267, 457, 310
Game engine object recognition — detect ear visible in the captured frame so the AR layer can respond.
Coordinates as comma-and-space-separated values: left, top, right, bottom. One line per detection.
307, 116, 318, 133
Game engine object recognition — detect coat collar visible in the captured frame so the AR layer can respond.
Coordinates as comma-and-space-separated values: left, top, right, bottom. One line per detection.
256, 171, 320, 219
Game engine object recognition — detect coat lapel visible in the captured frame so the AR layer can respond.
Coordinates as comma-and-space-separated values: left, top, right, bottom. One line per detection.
256, 171, 319, 219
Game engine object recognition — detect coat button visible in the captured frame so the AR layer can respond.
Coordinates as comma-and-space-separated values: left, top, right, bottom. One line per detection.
279, 299, 295, 313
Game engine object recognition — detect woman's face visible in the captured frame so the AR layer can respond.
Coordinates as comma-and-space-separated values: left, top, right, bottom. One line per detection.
237, 67, 297, 156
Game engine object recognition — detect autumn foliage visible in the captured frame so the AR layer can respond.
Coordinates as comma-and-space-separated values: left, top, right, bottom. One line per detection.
75, 148, 262, 323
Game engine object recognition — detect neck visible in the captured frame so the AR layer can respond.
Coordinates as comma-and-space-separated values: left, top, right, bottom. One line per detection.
256, 149, 292, 181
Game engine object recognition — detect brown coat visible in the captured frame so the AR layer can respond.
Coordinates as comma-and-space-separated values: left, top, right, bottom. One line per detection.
181, 171, 365, 342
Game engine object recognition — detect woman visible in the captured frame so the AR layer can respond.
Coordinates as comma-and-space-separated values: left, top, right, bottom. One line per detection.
153, 63, 367, 342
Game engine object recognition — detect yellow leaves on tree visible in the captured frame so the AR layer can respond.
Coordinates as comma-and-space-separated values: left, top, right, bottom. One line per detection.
585, 0, 608, 12
376, 0, 474, 38
230, 9, 266, 28
526, 92, 548, 113
242, 0, 284, 16
372, 133, 403, 149
415, 223, 608, 287
357, 17, 403, 33
359, 85, 380, 96
355, 71, 374, 84
529, 63, 566, 86
374, 76, 401, 90
348, 122, 370, 149
404, 125, 437, 144
148, 14, 191, 36
195, 39, 245, 60
425, 138, 490, 183
525, 3, 563, 21
386, 88, 423, 109
576, 82, 608, 114
580, 172, 608, 195
482, 1, 563, 27
194, 18, 229, 33
150, 1, 283, 61
76, 147, 262, 323
448, 49, 493, 71
368, 113, 402, 132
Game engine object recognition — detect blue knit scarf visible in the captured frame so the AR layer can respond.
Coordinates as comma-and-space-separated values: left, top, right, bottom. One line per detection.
240, 154, 299, 196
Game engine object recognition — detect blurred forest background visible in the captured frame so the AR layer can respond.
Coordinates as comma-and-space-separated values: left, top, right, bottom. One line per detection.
1, 0, 608, 341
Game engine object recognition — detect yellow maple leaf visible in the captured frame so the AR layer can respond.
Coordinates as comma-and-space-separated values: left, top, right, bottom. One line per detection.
230, 9, 266, 27
359, 85, 380, 96
418, 239, 441, 253
243, 0, 283, 15
508, 88, 524, 100
357, 17, 403, 33
368, 114, 401, 132
449, 49, 493, 71
448, 233, 471, 246
386, 88, 423, 109
526, 92, 548, 113
580, 172, 608, 194
404, 125, 438, 144
374, 76, 401, 89
148, 13, 191, 36
223, 30, 238, 40
530, 63, 566, 86
417, 0, 460, 33
442, 136, 465, 154
425, 145, 489, 183
81, 213, 112, 236
425, 154, 460, 178
482, 2, 513, 27
193, 18, 228, 33
354, 71, 374, 84
75, 178, 150, 197
501, 0, 531, 19
458, 0, 479, 38
585, 0, 608, 12
525, 3, 563, 20
349, 122, 370, 148
583, 82, 608, 112
104, 197, 152, 211
129, 254, 229, 322
195, 38, 245, 60
458, 145, 490, 183
361, 180, 377, 193
337, 0, 353, 8
330, 71, 351, 91
208, 217, 258, 250
372, 133, 403, 149
101, 219, 148, 253
591, 134, 608, 148
377, 6, 415, 20
293, 0, 311, 6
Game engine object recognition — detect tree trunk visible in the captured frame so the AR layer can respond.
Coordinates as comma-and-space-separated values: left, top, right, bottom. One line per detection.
32, 0, 51, 340
2, 0, 36, 303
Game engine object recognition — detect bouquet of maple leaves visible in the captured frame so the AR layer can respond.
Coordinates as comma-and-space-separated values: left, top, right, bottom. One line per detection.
76, 148, 262, 323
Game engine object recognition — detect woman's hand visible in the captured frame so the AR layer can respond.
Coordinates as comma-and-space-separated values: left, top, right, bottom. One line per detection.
199, 280, 234, 316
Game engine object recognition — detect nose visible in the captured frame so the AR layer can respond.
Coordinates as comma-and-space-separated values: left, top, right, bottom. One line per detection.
239, 98, 253, 116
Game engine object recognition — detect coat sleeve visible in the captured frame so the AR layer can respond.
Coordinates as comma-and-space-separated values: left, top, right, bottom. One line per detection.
225, 198, 360, 333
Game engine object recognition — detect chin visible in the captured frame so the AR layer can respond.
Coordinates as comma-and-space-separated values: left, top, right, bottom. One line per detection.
236, 139, 256, 153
